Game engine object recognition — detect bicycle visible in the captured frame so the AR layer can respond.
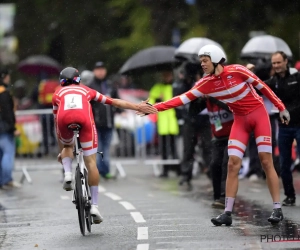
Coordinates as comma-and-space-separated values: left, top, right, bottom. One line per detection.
68, 123, 92, 236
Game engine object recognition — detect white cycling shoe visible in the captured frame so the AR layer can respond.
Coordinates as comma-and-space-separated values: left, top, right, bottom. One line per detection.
90, 205, 103, 224
63, 172, 74, 191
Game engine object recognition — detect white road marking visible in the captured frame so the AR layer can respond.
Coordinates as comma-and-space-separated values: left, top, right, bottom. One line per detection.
119, 201, 136, 210
137, 227, 148, 240
136, 244, 149, 250
104, 192, 122, 201
60, 196, 70, 200
98, 185, 106, 192
131, 212, 146, 223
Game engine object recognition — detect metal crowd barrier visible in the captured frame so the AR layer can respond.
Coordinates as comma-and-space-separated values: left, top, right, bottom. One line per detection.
14, 109, 186, 183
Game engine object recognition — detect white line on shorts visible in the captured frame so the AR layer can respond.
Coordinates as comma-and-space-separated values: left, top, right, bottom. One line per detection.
119, 201, 136, 210
104, 192, 122, 201
137, 227, 148, 240
131, 212, 146, 223
136, 244, 149, 250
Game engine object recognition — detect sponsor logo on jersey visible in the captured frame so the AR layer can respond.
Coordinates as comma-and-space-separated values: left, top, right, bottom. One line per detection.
227, 75, 233, 79
263, 137, 271, 142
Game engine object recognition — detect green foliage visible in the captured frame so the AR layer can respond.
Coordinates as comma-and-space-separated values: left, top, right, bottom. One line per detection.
11, 0, 300, 88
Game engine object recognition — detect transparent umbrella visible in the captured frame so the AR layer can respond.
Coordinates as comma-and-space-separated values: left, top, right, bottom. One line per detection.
240, 35, 293, 60
174, 37, 226, 63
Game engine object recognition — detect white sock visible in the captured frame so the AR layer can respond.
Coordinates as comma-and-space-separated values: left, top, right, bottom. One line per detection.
224, 197, 235, 213
90, 186, 98, 205
273, 202, 281, 209
62, 157, 72, 173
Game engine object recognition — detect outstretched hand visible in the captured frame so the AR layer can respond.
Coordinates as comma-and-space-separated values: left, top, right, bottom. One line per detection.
136, 99, 157, 116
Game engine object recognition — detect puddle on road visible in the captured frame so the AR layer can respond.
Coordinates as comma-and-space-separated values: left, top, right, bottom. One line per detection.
158, 177, 300, 241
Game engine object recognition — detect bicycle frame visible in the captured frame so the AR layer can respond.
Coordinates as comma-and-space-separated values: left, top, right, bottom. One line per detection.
72, 129, 91, 206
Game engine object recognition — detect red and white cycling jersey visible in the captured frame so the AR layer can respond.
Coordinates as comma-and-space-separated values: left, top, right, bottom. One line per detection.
154, 64, 285, 115
52, 84, 113, 156
154, 64, 286, 158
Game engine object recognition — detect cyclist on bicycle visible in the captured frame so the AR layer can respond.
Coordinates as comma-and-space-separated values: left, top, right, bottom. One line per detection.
53, 67, 157, 224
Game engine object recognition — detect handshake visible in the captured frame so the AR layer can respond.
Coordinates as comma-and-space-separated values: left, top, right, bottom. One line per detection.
136, 99, 158, 116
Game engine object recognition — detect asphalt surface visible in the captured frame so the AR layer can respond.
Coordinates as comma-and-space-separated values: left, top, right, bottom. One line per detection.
1, 157, 300, 250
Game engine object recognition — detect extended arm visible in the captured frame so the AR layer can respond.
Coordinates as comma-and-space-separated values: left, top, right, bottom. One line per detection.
111, 99, 157, 114
154, 84, 204, 112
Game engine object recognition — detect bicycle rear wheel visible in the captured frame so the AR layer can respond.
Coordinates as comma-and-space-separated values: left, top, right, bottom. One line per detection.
75, 166, 85, 236
84, 169, 92, 232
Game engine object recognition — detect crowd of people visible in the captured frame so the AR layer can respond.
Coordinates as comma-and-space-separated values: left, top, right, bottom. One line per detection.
1, 43, 300, 226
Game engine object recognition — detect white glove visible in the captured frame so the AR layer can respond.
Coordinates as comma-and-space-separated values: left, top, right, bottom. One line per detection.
279, 109, 290, 124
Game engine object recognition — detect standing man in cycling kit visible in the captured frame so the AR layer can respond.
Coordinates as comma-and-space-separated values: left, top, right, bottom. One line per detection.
140, 45, 290, 226
53, 67, 157, 224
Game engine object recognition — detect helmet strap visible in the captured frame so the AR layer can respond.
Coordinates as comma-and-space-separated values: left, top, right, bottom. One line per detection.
212, 63, 218, 74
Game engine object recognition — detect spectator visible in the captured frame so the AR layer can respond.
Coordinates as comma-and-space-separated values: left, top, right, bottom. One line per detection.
13, 79, 33, 110
189, 96, 233, 208
265, 51, 300, 206
31, 78, 59, 155
0, 66, 20, 189
80, 70, 93, 86
149, 70, 180, 178
89, 61, 121, 179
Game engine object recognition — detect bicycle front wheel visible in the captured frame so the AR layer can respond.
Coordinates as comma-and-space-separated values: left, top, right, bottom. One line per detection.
75, 166, 85, 236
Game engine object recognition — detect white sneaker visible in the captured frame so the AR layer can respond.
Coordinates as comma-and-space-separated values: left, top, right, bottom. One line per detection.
249, 174, 259, 182
63, 172, 73, 191
90, 205, 103, 224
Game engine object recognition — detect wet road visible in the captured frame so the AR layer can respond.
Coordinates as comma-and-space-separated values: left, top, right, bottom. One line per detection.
1, 158, 300, 250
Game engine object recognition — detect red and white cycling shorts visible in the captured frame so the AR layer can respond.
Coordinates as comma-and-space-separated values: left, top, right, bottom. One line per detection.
56, 107, 98, 156
228, 104, 272, 159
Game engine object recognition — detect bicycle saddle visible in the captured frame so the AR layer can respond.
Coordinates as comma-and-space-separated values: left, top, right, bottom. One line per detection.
68, 123, 82, 131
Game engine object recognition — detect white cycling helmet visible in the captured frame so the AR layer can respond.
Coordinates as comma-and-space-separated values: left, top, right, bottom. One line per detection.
198, 44, 226, 64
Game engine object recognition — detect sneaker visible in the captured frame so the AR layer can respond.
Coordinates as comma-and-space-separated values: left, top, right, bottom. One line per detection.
249, 174, 259, 182
211, 199, 225, 209
2, 181, 22, 190
268, 208, 284, 224
282, 197, 295, 206
90, 205, 103, 224
104, 173, 115, 180
211, 212, 232, 226
63, 172, 73, 191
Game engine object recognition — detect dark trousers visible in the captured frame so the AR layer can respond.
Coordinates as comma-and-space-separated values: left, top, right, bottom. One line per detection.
160, 135, 178, 174
180, 121, 198, 180
180, 115, 212, 180
278, 127, 300, 198
210, 138, 228, 200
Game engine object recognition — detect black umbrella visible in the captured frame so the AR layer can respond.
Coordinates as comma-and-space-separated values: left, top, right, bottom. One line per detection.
18, 55, 62, 76
119, 46, 179, 75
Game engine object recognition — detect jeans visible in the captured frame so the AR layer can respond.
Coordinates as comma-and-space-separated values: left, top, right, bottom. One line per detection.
278, 127, 300, 198
96, 127, 113, 177
0, 133, 15, 186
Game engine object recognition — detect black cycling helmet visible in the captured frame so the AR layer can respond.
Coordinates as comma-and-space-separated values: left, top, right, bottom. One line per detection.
59, 67, 81, 86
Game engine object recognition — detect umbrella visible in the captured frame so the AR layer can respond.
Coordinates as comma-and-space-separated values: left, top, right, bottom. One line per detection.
174, 37, 226, 63
119, 46, 179, 75
240, 35, 293, 60
18, 55, 62, 76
